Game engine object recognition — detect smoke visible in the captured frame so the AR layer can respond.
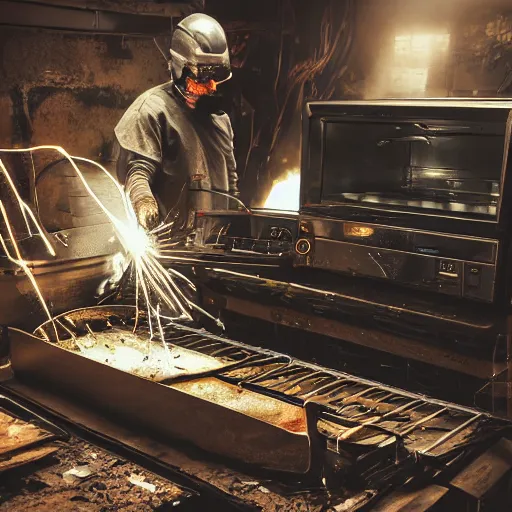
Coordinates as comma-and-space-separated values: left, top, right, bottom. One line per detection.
361, 0, 512, 99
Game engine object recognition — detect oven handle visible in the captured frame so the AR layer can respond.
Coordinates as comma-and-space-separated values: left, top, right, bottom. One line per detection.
377, 135, 431, 146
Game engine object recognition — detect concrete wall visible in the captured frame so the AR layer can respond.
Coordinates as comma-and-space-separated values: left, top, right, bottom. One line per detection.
0, 28, 169, 161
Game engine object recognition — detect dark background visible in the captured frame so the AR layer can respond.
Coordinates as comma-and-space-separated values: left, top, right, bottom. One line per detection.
1, 0, 512, 207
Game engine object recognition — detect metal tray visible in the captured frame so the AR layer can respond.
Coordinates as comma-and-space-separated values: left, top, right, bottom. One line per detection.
7, 306, 312, 475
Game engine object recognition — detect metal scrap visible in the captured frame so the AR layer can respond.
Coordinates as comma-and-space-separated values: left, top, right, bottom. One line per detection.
128, 473, 156, 493
62, 464, 95, 483
0, 395, 67, 473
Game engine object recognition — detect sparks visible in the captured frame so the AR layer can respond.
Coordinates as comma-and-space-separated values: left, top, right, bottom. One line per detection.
0, 145, 224, 358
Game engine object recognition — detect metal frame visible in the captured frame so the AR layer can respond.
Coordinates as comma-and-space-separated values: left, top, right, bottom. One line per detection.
7, 311, 313, 476
0, 0, 183, 36
300, 100, 512, 236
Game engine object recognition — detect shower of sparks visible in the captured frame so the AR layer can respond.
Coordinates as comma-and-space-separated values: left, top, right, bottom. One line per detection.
0, 158, 58, 337
0, 146, 224, 362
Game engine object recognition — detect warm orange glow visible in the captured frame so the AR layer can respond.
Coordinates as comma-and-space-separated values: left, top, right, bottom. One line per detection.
343, 223, 374, 238
264, 169, 300, 211
0, 157, 58, 337
0, 145, 223, 355
391, 33, 450, 96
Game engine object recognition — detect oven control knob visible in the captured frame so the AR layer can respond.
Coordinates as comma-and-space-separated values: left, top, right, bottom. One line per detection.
296, 238, 311, 255
270, 227, 280, 239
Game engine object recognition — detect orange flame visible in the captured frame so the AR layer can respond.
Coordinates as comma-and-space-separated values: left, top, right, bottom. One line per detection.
264, 169, 300, 211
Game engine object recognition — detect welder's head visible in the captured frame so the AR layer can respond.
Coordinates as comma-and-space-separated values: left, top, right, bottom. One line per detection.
170, 13, 231, 110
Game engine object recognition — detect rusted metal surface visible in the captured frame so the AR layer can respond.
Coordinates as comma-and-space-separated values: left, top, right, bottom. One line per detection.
371, 484, 449, 512
0, 444, 59, 473
450, 437, 512, 499
0, 1, 176, 35
13, 0, 194, 17
221, 293, 502, 380
8, 307, 312, 475
6, 305, 512, 494
0, 394, 67, 473
1, 380, 354, 511
0, 409, 53, 456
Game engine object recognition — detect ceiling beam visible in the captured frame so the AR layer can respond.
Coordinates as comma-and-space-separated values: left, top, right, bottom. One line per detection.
9, 0, 194, 17
0, 0, 195, 36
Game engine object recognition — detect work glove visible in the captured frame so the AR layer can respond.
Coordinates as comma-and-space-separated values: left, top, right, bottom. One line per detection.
133, 196, 160, 231
228, 188, 244, 211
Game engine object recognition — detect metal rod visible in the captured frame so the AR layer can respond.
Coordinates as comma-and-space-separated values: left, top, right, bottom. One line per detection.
373, 393, 395, 404
294, 375, 336, 398
243, 364, 296, 384
420, 413, 483, 455
263, 370, 309, 389
336, 416, 382, 442
281, 372, 331, 396
159, 353, 279, 386
177, 338, 217, 349
301, 378, 347, 399
381, 400, 423, 419
400, 408, 448, 436
325, 386, 378, 407
270, 371, 319, 393
209, 346, 247, 358
188, 342, 226, 354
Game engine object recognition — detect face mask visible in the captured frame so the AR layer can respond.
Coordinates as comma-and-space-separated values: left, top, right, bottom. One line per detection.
179, 69, 232, 109
182, 77, 218, 109
186, 77, 217, 96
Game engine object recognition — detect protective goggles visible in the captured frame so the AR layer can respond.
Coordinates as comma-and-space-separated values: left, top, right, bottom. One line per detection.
192, 64, 232, 84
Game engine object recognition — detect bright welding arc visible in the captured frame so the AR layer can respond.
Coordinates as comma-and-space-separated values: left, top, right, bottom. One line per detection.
0, 146, 224, 342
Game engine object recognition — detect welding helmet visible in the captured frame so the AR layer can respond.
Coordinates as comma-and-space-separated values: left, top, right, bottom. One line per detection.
170, 13, 232, 107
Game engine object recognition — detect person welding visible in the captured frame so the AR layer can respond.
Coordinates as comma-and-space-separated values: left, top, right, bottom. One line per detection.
114, 13, 239, 236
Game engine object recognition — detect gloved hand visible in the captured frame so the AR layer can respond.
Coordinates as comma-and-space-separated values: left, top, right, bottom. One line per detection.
229, 188, 244, 211
133, 196, 160, 231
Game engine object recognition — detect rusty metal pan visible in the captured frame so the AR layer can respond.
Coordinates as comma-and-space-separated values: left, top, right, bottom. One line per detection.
7, 308, 312, 475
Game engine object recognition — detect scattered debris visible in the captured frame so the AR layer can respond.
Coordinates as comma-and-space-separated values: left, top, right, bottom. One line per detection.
0, 438, 192, 511
334, 491, 376, 511
62, 464, 95, 483
128, 473, 156, 493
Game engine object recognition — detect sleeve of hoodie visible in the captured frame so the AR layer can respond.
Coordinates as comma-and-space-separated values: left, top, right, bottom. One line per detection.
226, 117, 239, 194
213, 113, 239, 194
114, 91, 175, 205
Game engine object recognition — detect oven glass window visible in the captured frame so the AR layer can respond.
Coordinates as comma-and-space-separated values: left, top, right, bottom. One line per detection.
321, 121, 505, 219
